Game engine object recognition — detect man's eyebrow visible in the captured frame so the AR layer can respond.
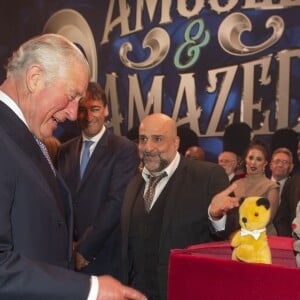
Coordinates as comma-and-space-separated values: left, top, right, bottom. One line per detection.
151, 135, 163, 138
79, 105, 101, 109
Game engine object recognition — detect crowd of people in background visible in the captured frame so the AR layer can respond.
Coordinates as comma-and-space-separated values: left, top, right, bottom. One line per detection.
1, 33, 300, 300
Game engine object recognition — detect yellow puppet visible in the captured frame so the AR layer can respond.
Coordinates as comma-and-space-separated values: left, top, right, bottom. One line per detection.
231, 196, 271, 264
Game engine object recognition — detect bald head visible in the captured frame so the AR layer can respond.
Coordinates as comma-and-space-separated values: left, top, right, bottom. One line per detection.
139, 113, 179, 174
140, 113, 177, 138
218, 151, 238, 176
185, 146, 205, 161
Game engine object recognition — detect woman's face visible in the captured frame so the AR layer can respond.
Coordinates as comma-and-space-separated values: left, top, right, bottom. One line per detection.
245, 148, 267, 175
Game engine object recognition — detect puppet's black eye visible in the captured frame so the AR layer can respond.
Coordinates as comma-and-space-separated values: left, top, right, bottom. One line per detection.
254, 212, 259, 217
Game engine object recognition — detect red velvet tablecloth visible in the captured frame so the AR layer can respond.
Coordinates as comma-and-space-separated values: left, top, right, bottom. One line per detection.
168, 236, 300, 300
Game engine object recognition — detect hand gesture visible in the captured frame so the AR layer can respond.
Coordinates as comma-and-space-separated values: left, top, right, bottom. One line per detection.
97, 275, 147, 300
75, 252, 90, 270
209, 183, 240, 219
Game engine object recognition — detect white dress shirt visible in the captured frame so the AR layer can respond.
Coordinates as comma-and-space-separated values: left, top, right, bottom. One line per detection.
142, 152, 180, 211
81, 125, 106, 161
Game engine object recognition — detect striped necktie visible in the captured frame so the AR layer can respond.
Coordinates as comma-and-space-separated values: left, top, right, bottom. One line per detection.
144, 171, 167, 212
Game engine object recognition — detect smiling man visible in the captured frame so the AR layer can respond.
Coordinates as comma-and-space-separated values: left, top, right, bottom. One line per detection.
120, 113, 229, 300
0, 34, 145, 300
269, 147, 294, 199
57, 82, 139, 279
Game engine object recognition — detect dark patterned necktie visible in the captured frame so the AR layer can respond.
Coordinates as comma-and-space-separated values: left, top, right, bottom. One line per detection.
80, 140, 94, 178
144, 171, 167, 212
34, 136, 56, 175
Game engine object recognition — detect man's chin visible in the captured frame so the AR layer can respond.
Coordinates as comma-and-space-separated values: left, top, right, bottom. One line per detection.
144, 162, 161, 173
39, 129, 53, 141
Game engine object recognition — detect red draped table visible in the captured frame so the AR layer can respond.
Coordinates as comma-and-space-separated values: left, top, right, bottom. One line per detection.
168, 236, 300, 300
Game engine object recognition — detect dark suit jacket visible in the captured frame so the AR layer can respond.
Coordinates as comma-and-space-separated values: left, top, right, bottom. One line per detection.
121, 157, 229, 299
57, 130, 139, 277
0, 102, 90, 299
274, 174, 300, 236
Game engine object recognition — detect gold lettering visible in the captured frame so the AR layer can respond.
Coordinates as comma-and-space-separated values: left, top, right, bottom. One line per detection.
241, 55, 272, 134
242, 0, 300, 9
101, 0, 132, 44
206, 65, 238, 136
277, 49, 300, 130
172, 73, 201, 135
128, 74, 164, 129
177, 0, 205, 18
209, 0, 238, 14
105, 73, 123, 135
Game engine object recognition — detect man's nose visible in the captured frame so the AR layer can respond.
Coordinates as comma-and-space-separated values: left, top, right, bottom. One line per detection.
142, 139, 155, 151
66, 101, 78, 121
86, 109, 94, 121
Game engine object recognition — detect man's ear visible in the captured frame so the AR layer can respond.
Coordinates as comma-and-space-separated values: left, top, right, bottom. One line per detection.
104, 104, 109, 117
26, 65, 43, 93
289, 162, 294, 174
175, 135, 180, 151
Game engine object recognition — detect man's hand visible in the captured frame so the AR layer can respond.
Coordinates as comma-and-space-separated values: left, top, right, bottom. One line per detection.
209, 183, 240, 219
97, 275, 147, 300
75, 252, 90, 270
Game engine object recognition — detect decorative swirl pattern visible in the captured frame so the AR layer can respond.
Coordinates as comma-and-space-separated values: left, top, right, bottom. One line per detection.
43, 9, 98, 81
174, 19, 210, 70
218, 12, 284, 56
119, 27, 170, 70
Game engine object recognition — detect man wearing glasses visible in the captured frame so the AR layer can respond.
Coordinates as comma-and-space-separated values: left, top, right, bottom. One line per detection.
269, 147, 294, 201
271, 147, 296, 236
218, 151, 239, 184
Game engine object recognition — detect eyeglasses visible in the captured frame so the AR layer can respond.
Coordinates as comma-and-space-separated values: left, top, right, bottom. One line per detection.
218, 159, 235, 164
271, 159, 290, 165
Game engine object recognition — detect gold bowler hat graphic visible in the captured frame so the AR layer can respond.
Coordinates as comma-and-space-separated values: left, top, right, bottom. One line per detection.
43, 9, 98, 81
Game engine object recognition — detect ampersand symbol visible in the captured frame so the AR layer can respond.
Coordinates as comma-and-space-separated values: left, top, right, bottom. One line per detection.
174, 19, 210, 70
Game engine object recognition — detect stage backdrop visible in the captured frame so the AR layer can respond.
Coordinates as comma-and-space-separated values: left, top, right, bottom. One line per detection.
0, 0, 299, 161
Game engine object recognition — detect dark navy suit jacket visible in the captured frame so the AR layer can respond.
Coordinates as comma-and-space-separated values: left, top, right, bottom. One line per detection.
57, 129, 139, 277
0, 102, 90, 299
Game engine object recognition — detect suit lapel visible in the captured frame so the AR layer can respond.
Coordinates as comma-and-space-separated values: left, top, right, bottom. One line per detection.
122, 175, 145, 243
56, 172, 74, 260
0, 102, 55, 180
71, 137, 82, 190
159, 158, 186, 252
0, 102, 67, 219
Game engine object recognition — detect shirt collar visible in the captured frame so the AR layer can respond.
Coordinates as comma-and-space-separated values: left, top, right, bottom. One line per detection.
228, 173, 235, 181
271, 176, 288, 185
0, 90, 28, 126
82, 125, 106, 144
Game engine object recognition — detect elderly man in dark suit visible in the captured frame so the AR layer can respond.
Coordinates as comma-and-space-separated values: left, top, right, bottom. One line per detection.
57, 82, 139, 278
274, 172, 300, 236
120, 113, 229, 300
0, 33, 145, 300
218, 151, 239, 183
